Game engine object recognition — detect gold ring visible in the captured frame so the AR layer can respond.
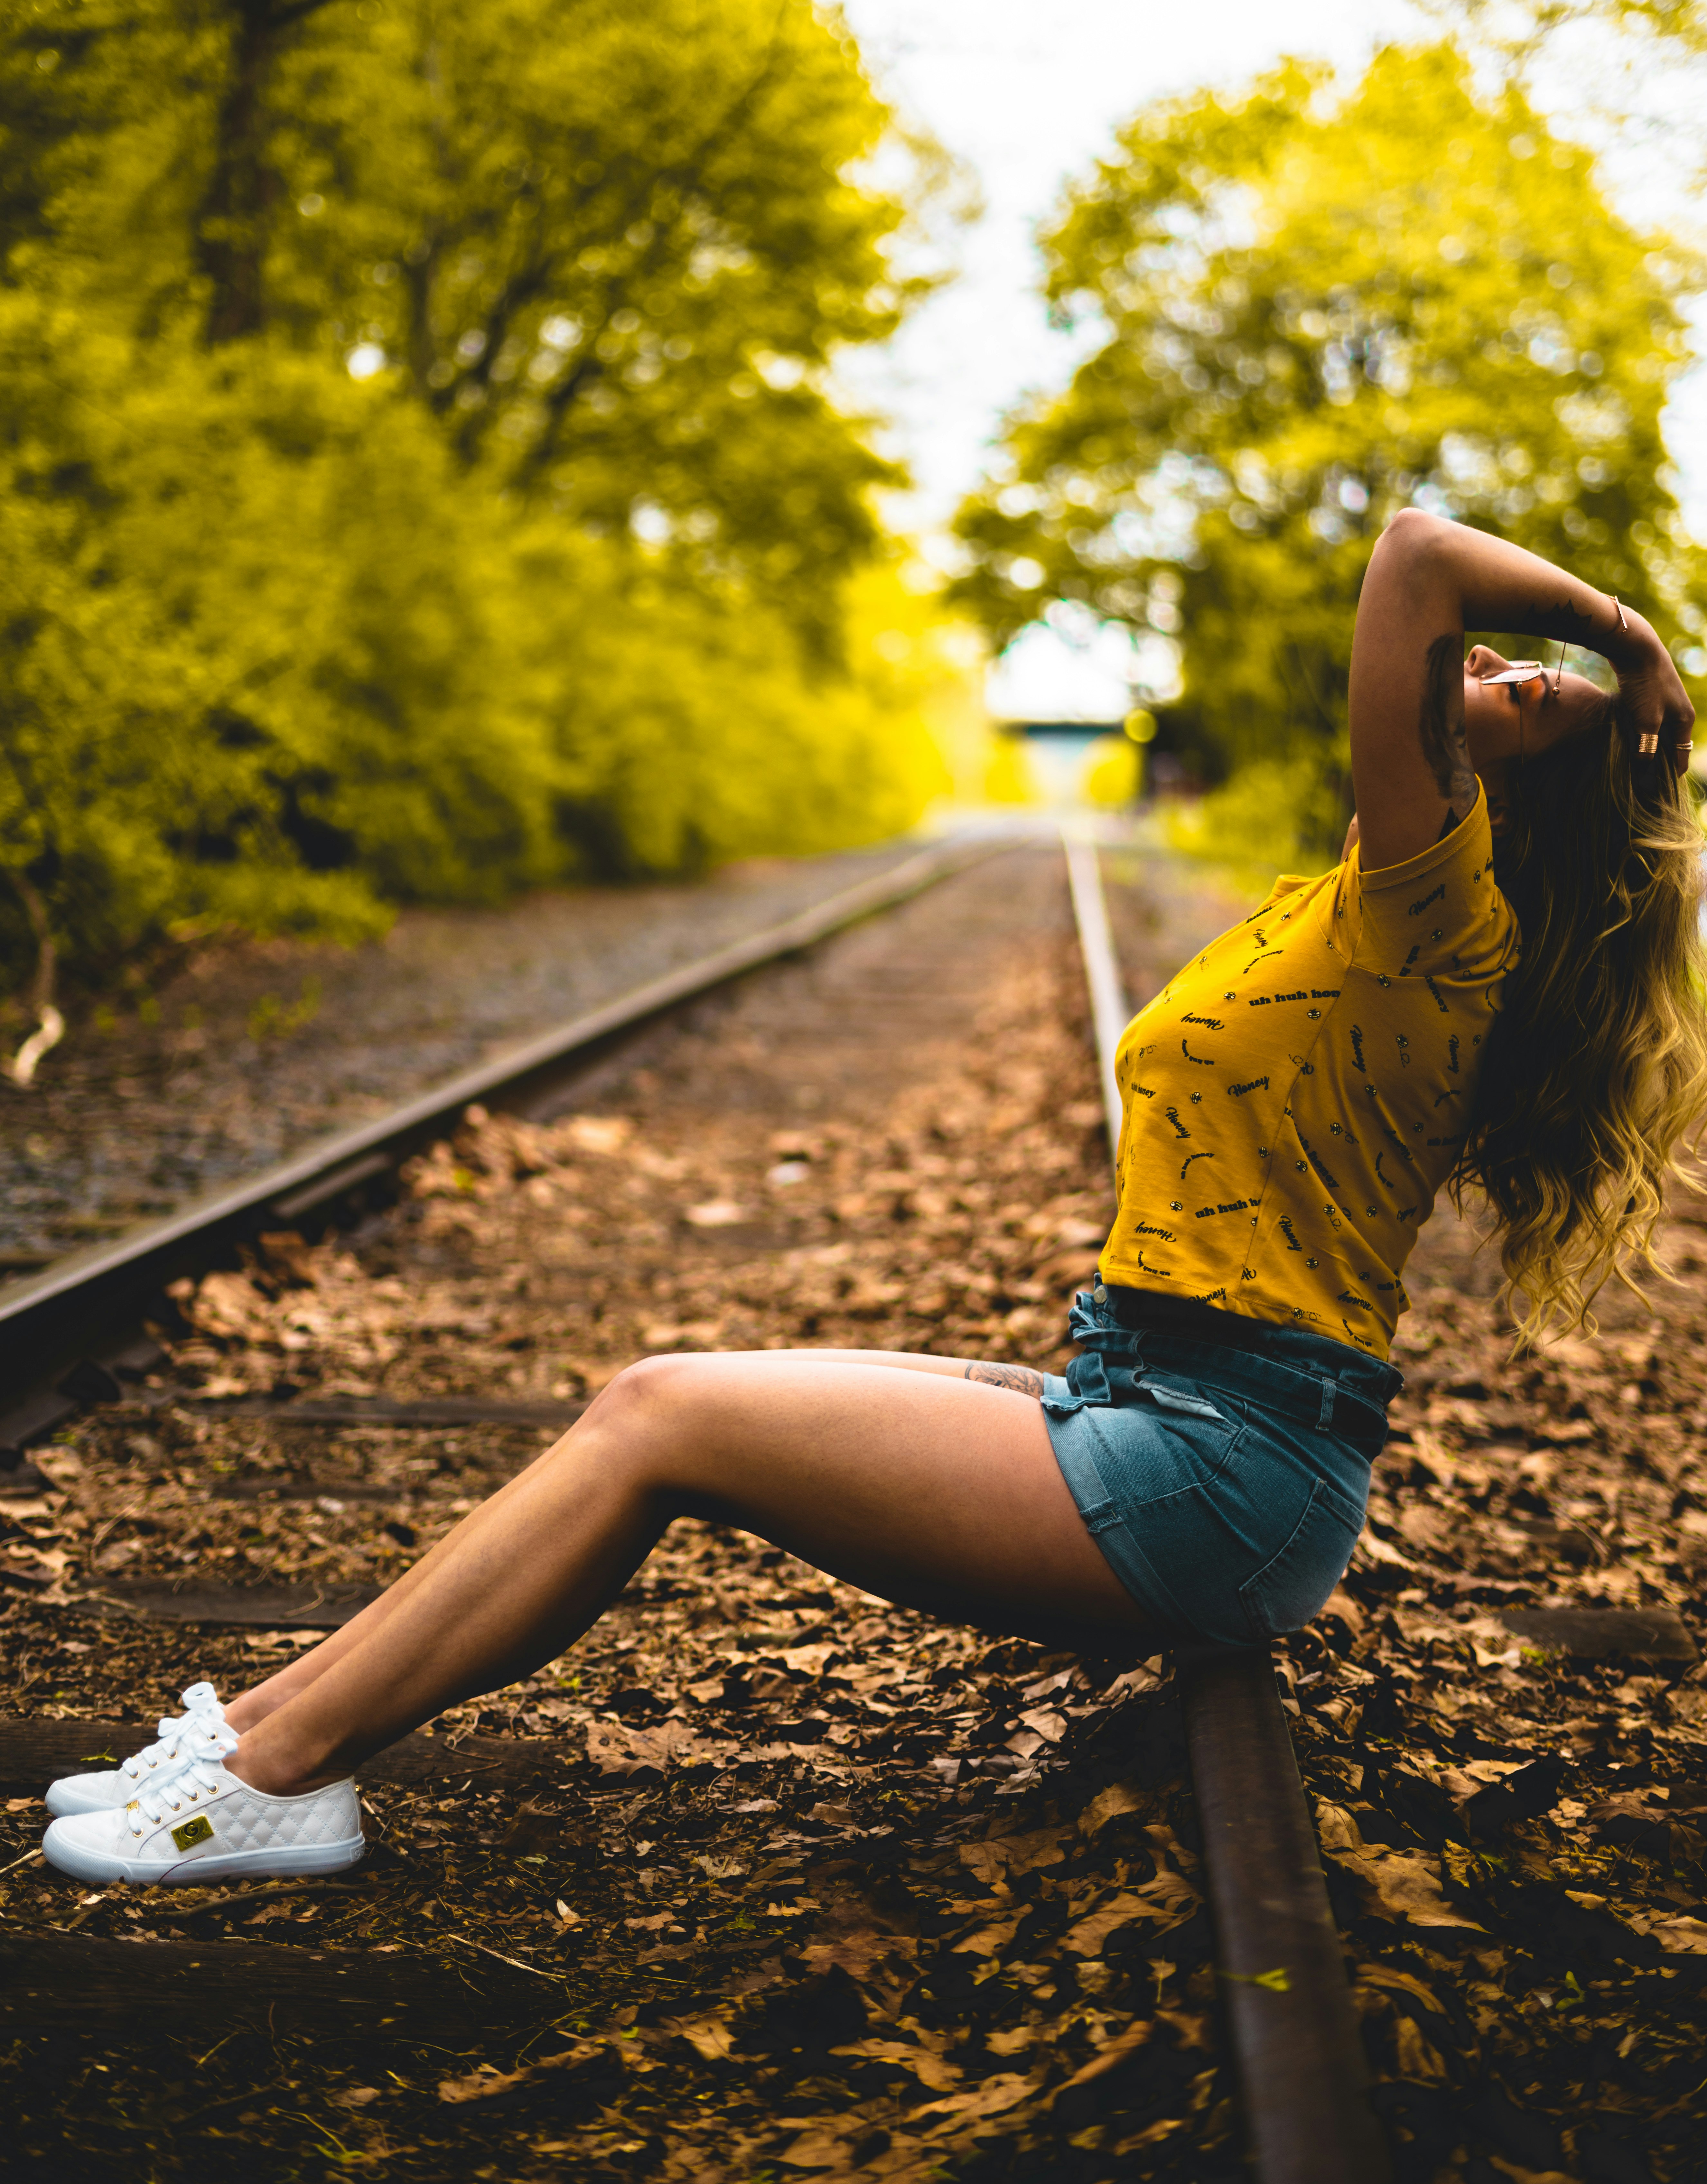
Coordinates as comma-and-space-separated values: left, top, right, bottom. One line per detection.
1638, 732, 1661, 755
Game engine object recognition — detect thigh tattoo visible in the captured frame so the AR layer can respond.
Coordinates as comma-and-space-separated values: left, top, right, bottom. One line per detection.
965, 1361, 1045, 1399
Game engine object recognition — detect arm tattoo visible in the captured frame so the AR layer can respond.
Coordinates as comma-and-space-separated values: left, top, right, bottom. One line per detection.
1530, 597, 1598, 648
965, 1361, 1046, 1399
1418, 633, 1477, 811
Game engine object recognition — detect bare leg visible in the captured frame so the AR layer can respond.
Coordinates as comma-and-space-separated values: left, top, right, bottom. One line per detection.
226, 1351, 1149, 1796
223, 1348, 1040, 1732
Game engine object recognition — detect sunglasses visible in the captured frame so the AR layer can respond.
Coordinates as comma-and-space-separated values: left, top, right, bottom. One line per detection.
1478, 654, 1565, 696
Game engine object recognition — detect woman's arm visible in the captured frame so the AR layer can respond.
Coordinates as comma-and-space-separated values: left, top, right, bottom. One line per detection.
1347, 509, 1692, 870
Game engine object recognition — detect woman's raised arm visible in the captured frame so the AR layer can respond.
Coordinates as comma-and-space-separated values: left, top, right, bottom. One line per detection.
1346, 508, 1691, 870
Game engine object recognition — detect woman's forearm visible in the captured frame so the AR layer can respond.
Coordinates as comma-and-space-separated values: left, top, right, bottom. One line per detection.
1381, 509, 1654, 670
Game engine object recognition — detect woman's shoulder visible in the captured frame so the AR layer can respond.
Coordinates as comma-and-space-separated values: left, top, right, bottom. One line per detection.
1250, 868, 1336, 918
1346, 788, 1517, 971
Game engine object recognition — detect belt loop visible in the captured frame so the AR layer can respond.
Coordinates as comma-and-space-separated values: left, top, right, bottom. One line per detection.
1317, 1377, 1337, 1433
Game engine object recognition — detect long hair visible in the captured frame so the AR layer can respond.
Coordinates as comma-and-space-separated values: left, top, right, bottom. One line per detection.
1458, 694, 1707, 1341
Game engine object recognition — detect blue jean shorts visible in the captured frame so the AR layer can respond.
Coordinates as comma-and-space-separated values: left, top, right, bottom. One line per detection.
1041, 1287, 1401, 1650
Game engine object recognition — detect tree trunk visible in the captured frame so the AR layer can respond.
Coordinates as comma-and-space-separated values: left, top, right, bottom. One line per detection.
4, 869, 62, 1091
195, 0, 338, 345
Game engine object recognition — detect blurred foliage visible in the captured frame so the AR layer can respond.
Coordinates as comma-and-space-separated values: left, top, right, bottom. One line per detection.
1082, 733, 1138, 807
1163, 756, 1352, 893
979, 734, 1040, 807
0, 0, 951, 1005
953, 42, 1706, 858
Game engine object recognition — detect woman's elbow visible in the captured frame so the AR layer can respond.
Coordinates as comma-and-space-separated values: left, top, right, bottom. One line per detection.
1372, 505, 1449, 574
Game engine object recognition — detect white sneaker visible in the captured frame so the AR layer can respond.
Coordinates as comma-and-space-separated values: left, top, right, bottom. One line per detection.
45, 1681, 230, 1819
42, 1724, 364, 1887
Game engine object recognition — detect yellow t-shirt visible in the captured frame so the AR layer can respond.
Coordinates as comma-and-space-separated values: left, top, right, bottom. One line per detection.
1100, 789, 1520, 1357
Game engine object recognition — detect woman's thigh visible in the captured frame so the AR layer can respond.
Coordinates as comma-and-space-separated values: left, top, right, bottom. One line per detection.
596, 1352, 1155, 1645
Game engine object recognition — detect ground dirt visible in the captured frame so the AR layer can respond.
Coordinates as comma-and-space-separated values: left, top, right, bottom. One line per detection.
1, 842, 1705, 2183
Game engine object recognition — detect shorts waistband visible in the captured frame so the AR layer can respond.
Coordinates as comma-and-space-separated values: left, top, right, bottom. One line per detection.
1095, 1284, 1403, 1404
1065, 1286, 1400, 1454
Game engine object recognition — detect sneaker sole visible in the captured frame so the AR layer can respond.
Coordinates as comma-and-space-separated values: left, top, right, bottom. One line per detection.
42, 1830, 366, 1888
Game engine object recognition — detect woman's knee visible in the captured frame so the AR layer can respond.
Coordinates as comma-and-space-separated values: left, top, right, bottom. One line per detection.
582, 1352, 704, 1438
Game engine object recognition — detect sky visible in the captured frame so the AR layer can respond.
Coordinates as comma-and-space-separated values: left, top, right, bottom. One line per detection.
834, 0, 1707, 717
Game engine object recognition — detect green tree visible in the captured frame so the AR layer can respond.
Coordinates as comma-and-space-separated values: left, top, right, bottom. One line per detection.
5, 0, 924, 643
953, 43, 1702, 817
0, 1, 953, 1037
271, 0, 921, 635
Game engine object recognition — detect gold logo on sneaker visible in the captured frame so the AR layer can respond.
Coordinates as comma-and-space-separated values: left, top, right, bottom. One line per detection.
171, 1815, 214, 1851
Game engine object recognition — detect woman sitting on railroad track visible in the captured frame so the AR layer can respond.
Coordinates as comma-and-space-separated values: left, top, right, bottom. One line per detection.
38, 510, 1707, 1886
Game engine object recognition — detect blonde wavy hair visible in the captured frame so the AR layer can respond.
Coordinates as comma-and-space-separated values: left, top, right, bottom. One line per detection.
1459, 697, 1707, 1342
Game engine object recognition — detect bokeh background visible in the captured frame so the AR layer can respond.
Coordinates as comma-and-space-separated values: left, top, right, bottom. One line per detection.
5, 0, 1707, 1050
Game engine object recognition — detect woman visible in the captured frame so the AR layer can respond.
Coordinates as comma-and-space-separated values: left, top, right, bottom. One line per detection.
40, 511, 1707, 1885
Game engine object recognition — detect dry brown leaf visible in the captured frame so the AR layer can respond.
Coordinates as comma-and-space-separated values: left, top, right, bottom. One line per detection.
1648, 1915, 1707, 1954
830, 2037, 962, 2090
188, 1271, 274, 1342
1050, 2020, 1153, 2095
1079, 1782, 1151, 1836
1313, 1801, 1365, 1851
909, 2072, 1041, 2129
437, 2062, 530, 2105
800, 1930, 917, 1979
1354, 1964, 1449, 2014
563, 1114, 632, 1155
1392, 2015, 1450, 2081
584, 1720, 699, 1776
778, 2127, 853, 2169
957, 1826, 1070, 1885
1329, 1847, 1485, 1931
662, 2012, 735, 2061
684, 1201, 747, 1228
1316, 1584, 1366, 1637
952, 1914, 1025, 1958
1063, 1891, 1177, 1955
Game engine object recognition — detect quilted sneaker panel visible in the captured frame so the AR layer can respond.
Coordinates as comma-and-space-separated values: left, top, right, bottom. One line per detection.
41, 1765, 364, 1886
212, 1780, 361, 1853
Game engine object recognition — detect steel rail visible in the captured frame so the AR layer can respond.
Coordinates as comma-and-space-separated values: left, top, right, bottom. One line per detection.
1062, 829, 1391, 2184
0, 832, 1000, 1418
1062, 833, 1126, 1156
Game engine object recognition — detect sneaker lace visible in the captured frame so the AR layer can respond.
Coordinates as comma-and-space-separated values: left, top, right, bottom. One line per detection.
129, 1721, 240, 1835
118, 1682, 227, 1788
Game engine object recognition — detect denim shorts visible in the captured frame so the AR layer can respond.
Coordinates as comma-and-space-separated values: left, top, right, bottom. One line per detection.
1041, 1286, 1401, 1650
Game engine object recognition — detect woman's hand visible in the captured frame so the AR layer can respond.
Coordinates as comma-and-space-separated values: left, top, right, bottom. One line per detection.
1613, 613, 1695, 777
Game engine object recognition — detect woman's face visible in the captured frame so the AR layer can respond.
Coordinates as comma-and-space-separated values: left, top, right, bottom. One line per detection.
1462, 645, 1605, 771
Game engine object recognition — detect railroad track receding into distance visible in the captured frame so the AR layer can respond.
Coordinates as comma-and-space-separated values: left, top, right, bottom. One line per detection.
0, 834, 1004, 1458
3, 825, 1396, 2179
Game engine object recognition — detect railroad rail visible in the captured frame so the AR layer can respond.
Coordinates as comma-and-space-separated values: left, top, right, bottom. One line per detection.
1, 827, 1394, 2178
